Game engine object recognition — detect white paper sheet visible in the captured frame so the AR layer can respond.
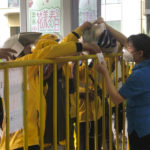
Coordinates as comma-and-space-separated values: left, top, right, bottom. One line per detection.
0, 68, 24, 134
0, 70, 4, 98
9, 68, 24, 134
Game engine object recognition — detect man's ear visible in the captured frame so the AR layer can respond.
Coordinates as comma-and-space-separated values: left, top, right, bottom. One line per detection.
139, 50, 144, 57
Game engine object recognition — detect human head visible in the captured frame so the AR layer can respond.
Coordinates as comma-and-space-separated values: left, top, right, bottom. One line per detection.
127, 34, 150, 59
82, 23, 118, 54
82, 23, 106, 44
40, 33, 60, 42
124, 34, 150, 63
32, 33, 61, 53
97, 30, 118, 54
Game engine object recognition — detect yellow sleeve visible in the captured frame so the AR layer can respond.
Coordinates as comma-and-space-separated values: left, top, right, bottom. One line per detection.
17, 41, 78, 61
16, 41, 79, 79
61, 27, 83, 43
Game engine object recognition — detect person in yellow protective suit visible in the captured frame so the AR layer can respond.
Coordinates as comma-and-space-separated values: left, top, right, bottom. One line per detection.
0, 21, 101, 150
69, 59, 103, 150
41, 28, 100, 149
69, 22, 121, 150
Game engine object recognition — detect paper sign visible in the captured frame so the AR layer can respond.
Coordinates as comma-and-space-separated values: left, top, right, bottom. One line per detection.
0, 68, 24, 134
8, 68, 24, 134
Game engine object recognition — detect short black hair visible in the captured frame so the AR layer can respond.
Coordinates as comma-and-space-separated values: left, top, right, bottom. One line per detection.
127, 33, 150, 58
98, 30, 117, 48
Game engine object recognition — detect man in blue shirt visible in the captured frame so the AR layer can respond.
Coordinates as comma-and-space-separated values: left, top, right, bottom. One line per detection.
96, 17, 150, 150
119, 59, 150, 138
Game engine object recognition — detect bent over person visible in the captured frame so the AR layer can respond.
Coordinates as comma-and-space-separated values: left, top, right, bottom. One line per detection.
0, 21, 101, 150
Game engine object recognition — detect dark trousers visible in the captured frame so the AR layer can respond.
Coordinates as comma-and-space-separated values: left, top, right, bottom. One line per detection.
69, 118, 102, 150
89, 119, 102, 150
112, 103, 123, 133
129, 130, 150, 150
14, 145, 40, 150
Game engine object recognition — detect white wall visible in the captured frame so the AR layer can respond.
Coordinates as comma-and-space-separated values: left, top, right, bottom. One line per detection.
0, 1, 9, 46
101, 0, 145, 37
20, 0, 27, 32
122, 0, 142, 36
0, 1, 8, 8
0, 10, 10, 47
62, 0, 72, 36
101, 4, 122, 21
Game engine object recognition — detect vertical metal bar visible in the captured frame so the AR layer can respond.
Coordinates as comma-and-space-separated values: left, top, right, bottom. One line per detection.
39, 65, 44, 150
94, 60, 98, 150
23, 66, 28, 150
102, 75, 106, 150
127, 137, 130, 150
53, 63, 57, 150
141, 0, 143, 33
85, 60, 89, 150
121, 58, 126, 150
131, 62, 135, 74
108, 97, 113, 150
126, 62, 130, 150
75, 61, 80, 150
65, 63, 70, 150
126, 62, 129, 78
4, 68, 9, 150
108, 60, 112, 150
115, 56, 119, 150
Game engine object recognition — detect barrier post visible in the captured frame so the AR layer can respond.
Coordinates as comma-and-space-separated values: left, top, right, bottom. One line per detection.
23, 66, 28, 150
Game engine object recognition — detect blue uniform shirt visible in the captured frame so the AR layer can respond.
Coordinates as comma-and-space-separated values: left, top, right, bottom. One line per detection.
119, 58, 150, 137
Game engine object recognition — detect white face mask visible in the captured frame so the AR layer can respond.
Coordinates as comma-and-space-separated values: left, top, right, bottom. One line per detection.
123, 49, 134, 62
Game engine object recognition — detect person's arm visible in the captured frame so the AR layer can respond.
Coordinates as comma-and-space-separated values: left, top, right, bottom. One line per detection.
61, 21, 93, 43
96, 62, 124, 104
16, 36, 101, 79
0, 48, 17, 60
17, 40, 101, 64
22, 41, 101, 60
96, 17, 128, 48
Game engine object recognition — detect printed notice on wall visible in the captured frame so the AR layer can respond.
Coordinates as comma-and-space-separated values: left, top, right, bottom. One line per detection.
0, 68, 24, 134
27, 0, 63, 34
30, 8, 61, 33
79, 0, 97, 25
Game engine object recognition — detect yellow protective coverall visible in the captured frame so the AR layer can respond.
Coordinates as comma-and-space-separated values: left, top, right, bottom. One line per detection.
69, 61, 103, 122
69, 41, 123, 121
0, 26, 84, 150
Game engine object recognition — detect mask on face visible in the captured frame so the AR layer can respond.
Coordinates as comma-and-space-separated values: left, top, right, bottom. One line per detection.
123, 49, 134, 62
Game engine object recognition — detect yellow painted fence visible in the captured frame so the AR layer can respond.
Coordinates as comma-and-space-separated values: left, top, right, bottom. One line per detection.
0, 53, 131, 150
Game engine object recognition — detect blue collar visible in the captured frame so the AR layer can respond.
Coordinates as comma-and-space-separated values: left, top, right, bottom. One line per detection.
133, 58, 150, 71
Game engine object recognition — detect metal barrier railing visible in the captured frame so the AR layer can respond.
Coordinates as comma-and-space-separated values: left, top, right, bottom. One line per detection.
0, 54, 130, 150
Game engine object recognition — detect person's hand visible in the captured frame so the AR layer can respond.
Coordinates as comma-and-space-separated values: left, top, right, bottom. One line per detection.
0, 48, 17, 60
43, 64, 53, 80
43, 63, 64, 80
96, 61, 108, 75
82, 42, 101, 54
97, 16, 105, 24
80, 21, 92, 31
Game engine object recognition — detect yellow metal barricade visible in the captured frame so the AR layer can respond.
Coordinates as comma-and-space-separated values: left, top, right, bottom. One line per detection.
65, 63, 70, 150
115, 56, 119, 150
0, 53, 130, 150
23, 66, 28, 150
94, 59, 98, 150
85, 60, 89, 150
4, 68, 9, 150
